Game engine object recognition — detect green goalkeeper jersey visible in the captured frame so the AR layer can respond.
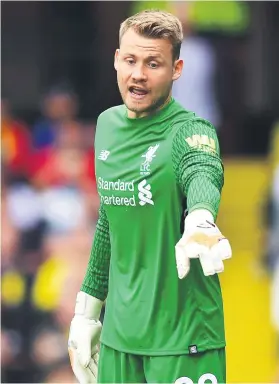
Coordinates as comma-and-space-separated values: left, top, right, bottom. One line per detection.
82, 98, 225, 355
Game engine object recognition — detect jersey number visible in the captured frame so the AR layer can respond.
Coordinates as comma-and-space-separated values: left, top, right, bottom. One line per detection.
175, 373, 218, 384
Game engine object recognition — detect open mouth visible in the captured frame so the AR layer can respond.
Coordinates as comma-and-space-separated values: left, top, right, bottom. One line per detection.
129, 86, 148, 99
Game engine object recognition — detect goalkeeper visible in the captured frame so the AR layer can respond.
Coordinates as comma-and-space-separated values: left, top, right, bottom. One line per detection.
68, 9, 232, 384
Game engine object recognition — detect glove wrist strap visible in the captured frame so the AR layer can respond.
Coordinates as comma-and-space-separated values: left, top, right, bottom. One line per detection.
75, 291, 103, 320
184, 209, 214, 229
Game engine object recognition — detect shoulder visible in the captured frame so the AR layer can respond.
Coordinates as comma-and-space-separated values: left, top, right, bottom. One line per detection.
170, 100, 215, 131
171, 100, 217, 136
95, 105, 126, 146
182, 117, 217, 134
171, 105, 219, 154
97, 105, 125, 124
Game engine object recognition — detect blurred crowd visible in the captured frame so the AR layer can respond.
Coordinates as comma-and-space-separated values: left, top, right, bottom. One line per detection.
1, 87, 99, 383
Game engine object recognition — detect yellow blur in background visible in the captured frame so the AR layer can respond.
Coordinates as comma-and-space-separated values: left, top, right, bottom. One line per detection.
219, 158, 277, 383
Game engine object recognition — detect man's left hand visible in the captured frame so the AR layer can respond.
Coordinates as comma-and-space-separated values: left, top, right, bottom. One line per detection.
175, 209, 232, 278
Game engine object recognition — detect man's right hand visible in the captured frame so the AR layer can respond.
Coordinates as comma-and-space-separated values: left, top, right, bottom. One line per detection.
68, 292, 103, 384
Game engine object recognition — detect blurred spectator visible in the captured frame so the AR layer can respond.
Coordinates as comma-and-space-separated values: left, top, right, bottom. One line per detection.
264, 122, 279, 382
31, 119, 99, 224
31, 121, 96, 191
1, 99, 33, 182
1, 179, 20, 270
264, 122, 279, 271
32, 86, 79, 150
172, 2, 221, 128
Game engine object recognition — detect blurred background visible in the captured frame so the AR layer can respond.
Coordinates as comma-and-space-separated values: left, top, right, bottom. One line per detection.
1, 1, 279, 383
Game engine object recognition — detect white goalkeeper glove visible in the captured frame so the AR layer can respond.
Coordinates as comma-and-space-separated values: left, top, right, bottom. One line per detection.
68, 291, 103, 383
175, 209, 232, 278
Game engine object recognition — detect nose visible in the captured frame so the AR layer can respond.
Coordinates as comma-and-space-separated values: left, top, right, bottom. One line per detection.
131, 64, 147, 82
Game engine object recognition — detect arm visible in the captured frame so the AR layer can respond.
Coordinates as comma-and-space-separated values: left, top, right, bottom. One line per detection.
172, 118, 224, 220
172, 118, 231, 278
68, 203, 111, 383
81, 203, 111, 301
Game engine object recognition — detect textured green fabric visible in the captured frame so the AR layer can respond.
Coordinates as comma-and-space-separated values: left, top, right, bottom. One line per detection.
172, 119, 224, 219
81, 204, 110, 301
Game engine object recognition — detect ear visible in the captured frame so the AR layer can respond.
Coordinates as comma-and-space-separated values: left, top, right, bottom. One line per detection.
172, 59, 183, 81
114, 49, 120, 71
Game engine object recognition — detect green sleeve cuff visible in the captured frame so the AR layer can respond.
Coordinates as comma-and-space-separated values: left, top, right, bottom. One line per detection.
81, 204, 111, 301
187, 175, 222, 220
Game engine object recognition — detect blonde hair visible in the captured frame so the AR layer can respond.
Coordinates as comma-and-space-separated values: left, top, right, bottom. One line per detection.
119, 9, 183, 61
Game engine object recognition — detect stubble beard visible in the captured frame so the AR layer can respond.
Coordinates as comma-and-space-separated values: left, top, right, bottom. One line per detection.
117, 78, 173, 114
119, 84, 172, 117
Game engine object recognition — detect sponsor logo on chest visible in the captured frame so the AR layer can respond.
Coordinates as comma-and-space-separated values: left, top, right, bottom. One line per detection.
97, 144, 160, 207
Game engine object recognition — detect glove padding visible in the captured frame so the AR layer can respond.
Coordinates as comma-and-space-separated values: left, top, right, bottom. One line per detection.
68, 292, 103, 383
175, 209, 232, 278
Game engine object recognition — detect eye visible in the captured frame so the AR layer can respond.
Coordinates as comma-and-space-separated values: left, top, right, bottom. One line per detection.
148, 62, 159, 69
125, 58, 135, 65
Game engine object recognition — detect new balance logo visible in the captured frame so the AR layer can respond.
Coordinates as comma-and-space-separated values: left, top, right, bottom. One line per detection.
138, 179, 154, 206
98, 150, 110, 161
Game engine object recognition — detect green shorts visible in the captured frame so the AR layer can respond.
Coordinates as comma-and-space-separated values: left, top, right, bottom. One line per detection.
98, 344, 226, 383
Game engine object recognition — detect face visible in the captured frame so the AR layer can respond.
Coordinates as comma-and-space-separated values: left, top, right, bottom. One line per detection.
44, 94, 76, 121
114, 28, 183, 118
